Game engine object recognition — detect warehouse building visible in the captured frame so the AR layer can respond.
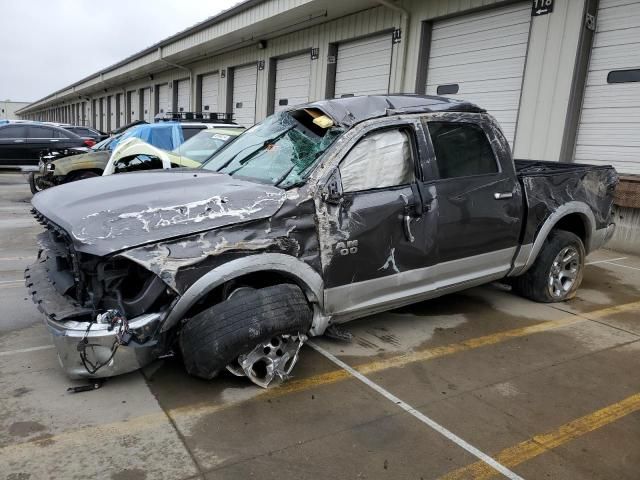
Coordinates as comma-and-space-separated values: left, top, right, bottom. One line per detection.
15, 0, 640, 250
1, 100, 31, 120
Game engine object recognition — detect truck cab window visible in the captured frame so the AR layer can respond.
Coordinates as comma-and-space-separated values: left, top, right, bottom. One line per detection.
427, 122, 498, 179
340, 129, 414, 193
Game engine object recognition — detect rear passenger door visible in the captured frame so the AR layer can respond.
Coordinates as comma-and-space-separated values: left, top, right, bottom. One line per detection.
423, 117, 522, 278
24, 125, 58, 161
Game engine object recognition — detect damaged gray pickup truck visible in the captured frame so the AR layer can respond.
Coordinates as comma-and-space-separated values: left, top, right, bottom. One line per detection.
26, 95, 617, 387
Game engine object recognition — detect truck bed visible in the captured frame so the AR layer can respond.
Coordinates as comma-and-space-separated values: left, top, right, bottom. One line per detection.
515, 159, 618, 249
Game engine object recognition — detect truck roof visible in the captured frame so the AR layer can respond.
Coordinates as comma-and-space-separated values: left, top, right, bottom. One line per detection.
305, 94, 486, 127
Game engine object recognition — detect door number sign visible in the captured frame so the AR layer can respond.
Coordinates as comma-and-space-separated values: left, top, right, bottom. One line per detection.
532, 0, 553, 16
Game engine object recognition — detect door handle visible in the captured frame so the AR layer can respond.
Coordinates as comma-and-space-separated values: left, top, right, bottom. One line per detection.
50, 139, 60, 142
13, 139, 24, 143
494, 192, 513, 200
400, 193, 416, 243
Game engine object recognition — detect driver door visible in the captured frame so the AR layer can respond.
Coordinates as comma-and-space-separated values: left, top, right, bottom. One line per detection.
319, 122, 438, 319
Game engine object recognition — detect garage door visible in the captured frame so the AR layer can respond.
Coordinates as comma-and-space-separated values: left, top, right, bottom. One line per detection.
158, 84, 170, 116
335, 33, 393, 98
177, 79, 191, 112
129, 90, 139, 122
425, 2, 531, 147
232, 64, 258, 127
201, 73, 219, 112
575, 0, 640, 174
274, 53, 311, 113
100, 98, 106, 131
109, 96, 116, 131
116, 94, 124, 128
142, 88, 152, 122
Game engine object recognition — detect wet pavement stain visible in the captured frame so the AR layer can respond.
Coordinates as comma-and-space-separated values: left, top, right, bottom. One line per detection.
12, 387, 31, 398
110, 468, 147, 480
9, 421, 46, 438
574, 265, 640, 310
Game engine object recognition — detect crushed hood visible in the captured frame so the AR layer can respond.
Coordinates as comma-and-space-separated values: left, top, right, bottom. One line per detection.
32, 170, 286, 256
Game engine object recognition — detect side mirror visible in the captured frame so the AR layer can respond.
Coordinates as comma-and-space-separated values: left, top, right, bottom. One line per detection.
322, 170, 342, 204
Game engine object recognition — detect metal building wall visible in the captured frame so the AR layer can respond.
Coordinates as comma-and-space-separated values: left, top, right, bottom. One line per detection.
17, 0, 587, 167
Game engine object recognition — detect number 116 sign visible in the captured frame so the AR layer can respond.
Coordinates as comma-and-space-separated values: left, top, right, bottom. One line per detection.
532, 0, 553, 16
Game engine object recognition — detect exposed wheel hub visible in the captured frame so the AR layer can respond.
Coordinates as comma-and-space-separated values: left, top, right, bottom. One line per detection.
548, 246, 580, 298
226, 334, 307, 388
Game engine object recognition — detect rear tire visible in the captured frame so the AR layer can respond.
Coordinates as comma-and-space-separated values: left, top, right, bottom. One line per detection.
512, 230, 585, 303
179, 284, 313, 380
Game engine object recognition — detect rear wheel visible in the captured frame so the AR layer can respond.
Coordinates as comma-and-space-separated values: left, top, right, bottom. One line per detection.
512, 230, 585, 303
179, 284, 313, 387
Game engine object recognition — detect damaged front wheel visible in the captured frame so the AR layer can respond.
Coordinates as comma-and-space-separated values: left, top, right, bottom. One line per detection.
179, 284, 313, 387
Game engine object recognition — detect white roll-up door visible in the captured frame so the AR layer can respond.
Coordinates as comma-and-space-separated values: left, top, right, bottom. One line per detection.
158, 84, 170, 116
232, 64, 258, 127
177, 79, 191, 112
116, 94, 124, 128
274, 53, 311, 113
334, 33, 393, 98
100, 98, 106, 131
129, 90, 139, 122
575, 0, 640, 174
109, 96, 116, 131
426, 2, 531, 147
142, 88, 152, 122
201, 73, 219, 112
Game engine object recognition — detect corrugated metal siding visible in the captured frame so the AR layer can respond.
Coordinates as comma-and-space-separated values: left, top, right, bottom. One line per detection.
335, 33, 394, 97
574, 0, 640, 174
426, 2, 531, 147
274, 53, 311, 112
512, 0, 585, 161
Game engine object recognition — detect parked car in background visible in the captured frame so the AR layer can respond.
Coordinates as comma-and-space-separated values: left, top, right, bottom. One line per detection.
30, 121, 243, 190
0, 122, 91, 167
29, 134, 122, 193
104, 125, 244, 174
63, 126, 108, 143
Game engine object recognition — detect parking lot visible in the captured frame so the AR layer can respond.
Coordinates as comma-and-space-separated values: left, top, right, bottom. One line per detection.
1, 170, 639, 480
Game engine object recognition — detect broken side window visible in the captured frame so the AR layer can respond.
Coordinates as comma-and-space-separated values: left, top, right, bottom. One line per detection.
339, 129, 415, 193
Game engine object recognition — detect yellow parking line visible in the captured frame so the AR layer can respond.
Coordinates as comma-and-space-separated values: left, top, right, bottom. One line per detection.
2, 301, 639, 459
440, 392, 640, 480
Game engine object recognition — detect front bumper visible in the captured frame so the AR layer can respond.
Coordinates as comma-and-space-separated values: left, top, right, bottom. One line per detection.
25, 256, 163, 379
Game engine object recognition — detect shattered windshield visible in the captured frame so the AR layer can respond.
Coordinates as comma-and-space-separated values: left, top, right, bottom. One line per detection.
202, 111, 343, 188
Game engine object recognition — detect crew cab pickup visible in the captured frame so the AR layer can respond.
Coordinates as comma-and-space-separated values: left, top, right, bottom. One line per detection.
26, 95, 617, 387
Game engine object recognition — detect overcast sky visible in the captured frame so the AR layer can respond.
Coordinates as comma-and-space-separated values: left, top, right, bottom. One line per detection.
0, 0, 240, 102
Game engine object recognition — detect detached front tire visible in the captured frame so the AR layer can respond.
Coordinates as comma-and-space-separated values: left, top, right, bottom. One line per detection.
179, 284, 313, 383
512, 230, 585, 303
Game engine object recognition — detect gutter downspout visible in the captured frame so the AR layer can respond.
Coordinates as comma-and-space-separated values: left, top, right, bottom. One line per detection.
376, 0, 409, 93
158, 47, 194, 111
